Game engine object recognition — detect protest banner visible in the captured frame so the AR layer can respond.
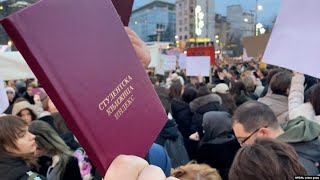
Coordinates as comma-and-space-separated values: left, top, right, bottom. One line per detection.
263, 0, 320, 78
186, 56, 211, 77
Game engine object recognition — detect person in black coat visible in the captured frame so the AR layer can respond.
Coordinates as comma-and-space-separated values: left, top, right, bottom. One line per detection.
196, 111, 240, 180
170, 83, 197, 139
156, 92, 190, 168
189, 86, 227, 137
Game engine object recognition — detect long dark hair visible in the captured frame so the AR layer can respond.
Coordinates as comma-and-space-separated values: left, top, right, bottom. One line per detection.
216, 93, 237, 115
169, 81, 183, 99
29, 120, 72, 178
310, 84, 320, 116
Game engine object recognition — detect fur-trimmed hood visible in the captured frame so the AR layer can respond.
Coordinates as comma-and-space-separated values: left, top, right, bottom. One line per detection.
12, 101, 37, 118
190, 94, 222, 112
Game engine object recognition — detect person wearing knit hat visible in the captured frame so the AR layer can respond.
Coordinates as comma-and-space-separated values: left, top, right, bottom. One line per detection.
12, 98, 37, 124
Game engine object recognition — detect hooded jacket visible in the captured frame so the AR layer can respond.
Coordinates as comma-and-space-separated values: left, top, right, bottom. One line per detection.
12, 101, 38, 119
0, 155, 45, 180
258, 94, 289, 124
189, 94, 227, 135
289, 74, 320, 124
155, 120, 190, 168
277, 117, 320, 175
196, 112, 240, 180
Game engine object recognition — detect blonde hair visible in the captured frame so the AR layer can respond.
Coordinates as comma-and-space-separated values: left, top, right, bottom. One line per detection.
172, 162, 222, 180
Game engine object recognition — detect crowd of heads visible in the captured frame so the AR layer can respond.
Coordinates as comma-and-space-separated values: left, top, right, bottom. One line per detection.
1, 59, 320, 179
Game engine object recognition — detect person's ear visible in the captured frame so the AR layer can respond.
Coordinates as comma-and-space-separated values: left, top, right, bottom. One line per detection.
258, 127, 270, 137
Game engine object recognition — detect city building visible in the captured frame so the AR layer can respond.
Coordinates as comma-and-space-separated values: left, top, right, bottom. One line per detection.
129, 0, 176, 42
0, 0, 37, 45
214, 14, 229, 52
227, 5, 255, 40
175, 0, 215, 43
226, 5, 255, 56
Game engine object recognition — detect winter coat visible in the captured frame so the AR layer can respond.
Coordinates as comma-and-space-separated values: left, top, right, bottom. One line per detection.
277, 117, 320, 175
0, 155, 45, 180
196, 112, 240, 180
189, 94, 227, 135
155, 120, 190, 168
289, 74, 320, 124
258, 94, 289, 124
171, 98, 194, 138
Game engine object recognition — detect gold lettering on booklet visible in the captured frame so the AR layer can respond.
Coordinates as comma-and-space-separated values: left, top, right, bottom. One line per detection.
99, 75, 135, 119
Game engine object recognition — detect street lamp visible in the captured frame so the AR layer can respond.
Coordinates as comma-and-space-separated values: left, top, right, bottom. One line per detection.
215, 35, 219, 39
8, 40, 13, 46
255, 0, 263, 36
244, 18, 249, 22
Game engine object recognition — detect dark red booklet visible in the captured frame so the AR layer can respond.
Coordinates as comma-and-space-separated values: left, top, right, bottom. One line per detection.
112, 0, 134, 26
0, 0, 167, 174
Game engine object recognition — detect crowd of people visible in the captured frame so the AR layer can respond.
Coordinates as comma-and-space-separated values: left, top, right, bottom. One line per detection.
1, 27, 320, 180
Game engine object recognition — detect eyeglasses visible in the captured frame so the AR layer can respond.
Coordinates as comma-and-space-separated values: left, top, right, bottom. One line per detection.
6, 91, 14, 94
239, 126, 268, 145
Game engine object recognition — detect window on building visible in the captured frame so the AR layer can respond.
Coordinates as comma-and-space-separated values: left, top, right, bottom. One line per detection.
179, 28, 182, 32
179, 20, 183, 25
185, 26, 188, 31
184, 35, 188, 40
179, 36, 182, 40
190, 8, 193, 13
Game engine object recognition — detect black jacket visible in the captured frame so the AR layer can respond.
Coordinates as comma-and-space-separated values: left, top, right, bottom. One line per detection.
38, 156, 82, 180
155, 120, 180, 146
171, 98, 194, 138
155, 120, 190, 168
0, 155, 45, 180
196, 137, 240, 180
190, 94, 227, 135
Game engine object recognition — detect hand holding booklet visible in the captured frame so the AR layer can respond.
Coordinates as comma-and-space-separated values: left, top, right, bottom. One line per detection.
1, 0, 167, 174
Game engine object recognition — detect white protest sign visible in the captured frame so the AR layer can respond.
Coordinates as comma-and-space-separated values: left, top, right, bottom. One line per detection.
263, 0, 320, 78
186, 56, 210, 77
0, 52, 36, 80
178, 54, 187, 69
0, 80, 9, 114
163, 55, 177, 71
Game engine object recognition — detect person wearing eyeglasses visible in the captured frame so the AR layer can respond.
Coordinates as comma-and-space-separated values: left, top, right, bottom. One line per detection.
232, 100, 320, 176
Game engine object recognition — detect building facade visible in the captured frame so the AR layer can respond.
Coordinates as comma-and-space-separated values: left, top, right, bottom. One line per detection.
0, 0, 38, 45
176, 0, 215, 43
129, 0, 176, 42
